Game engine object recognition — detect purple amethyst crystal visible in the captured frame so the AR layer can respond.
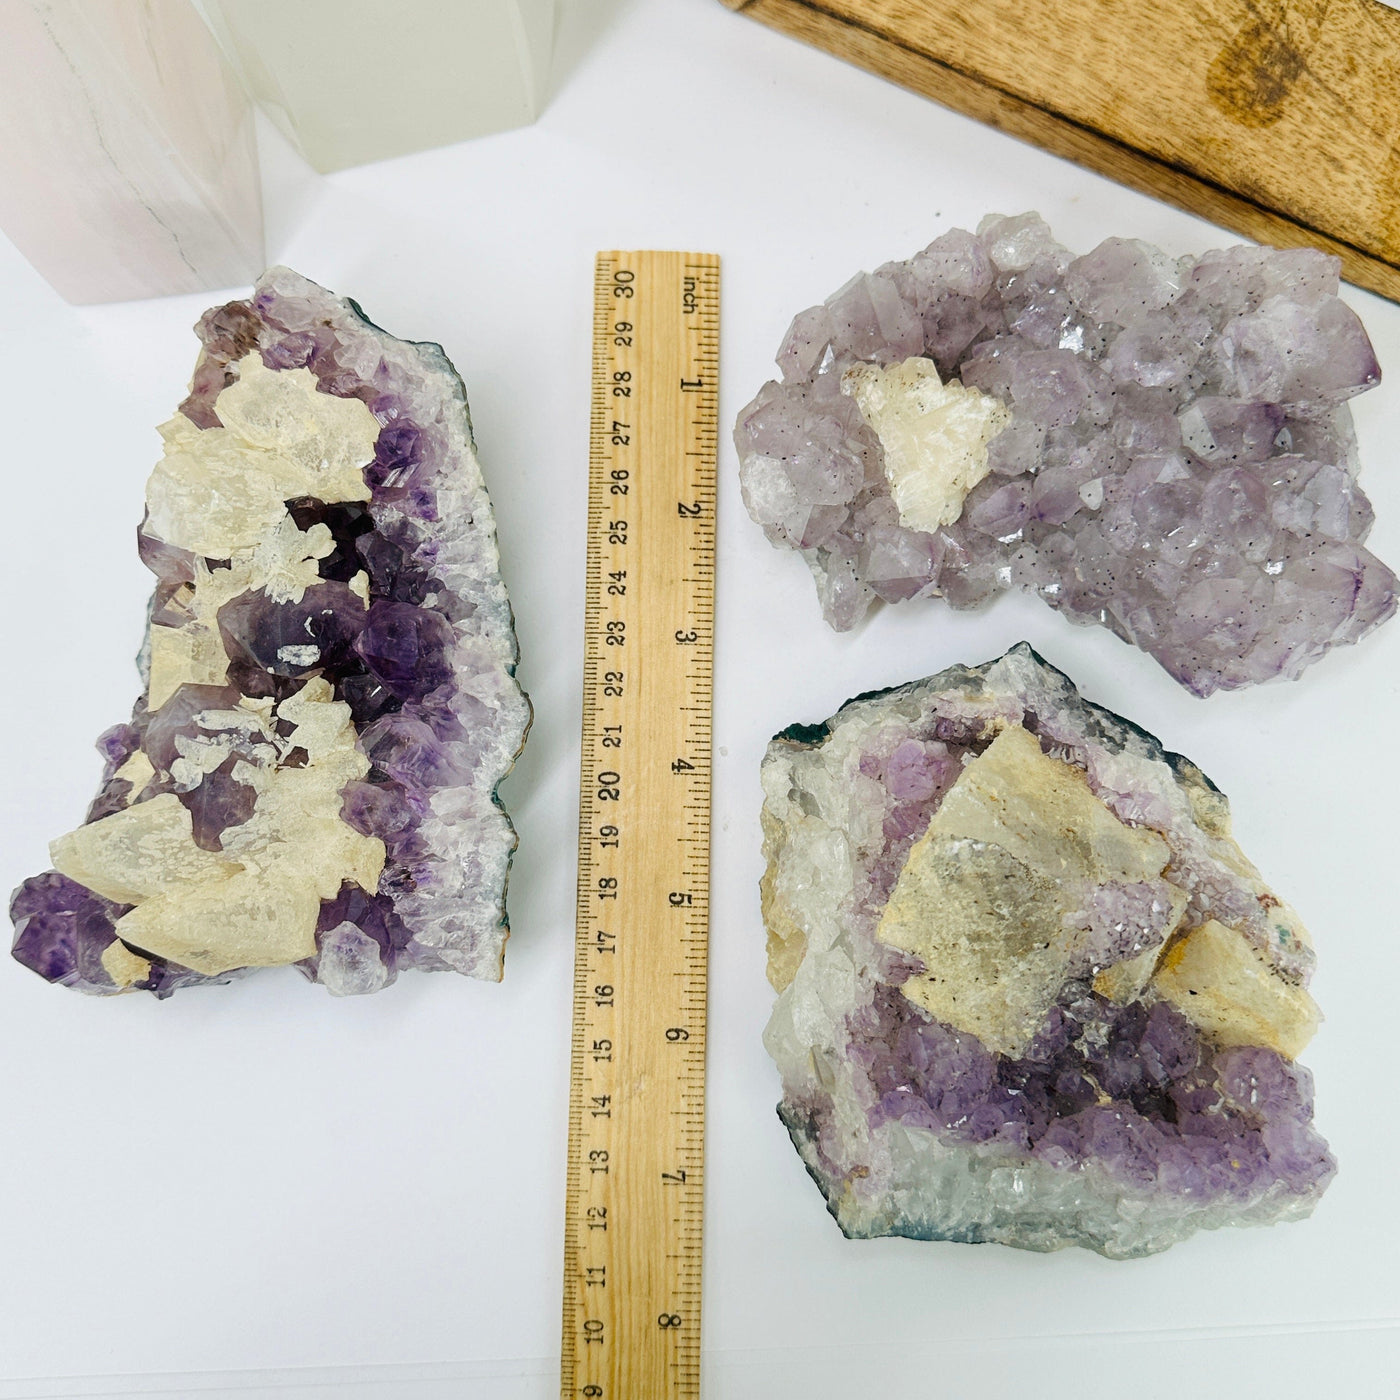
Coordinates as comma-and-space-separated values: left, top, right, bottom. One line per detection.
10, 874, 126, 993
737, 215, 1395, 695
761, 644, 1332, 1256
10, 268, 530, 996
354, 600, 457, 699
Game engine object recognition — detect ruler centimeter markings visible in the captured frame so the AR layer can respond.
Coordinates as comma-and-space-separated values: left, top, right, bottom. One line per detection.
561, 251, 720, 1400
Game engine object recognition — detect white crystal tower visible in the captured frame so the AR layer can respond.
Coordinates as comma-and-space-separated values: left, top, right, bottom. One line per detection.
199, 0, 557, 172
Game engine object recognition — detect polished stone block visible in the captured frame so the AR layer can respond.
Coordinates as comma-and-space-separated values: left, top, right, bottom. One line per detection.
200, 0, 557, 173
0, 0, 263, 303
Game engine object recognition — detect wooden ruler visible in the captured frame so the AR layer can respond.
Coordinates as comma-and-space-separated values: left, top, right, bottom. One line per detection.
561, 251, 720, 1400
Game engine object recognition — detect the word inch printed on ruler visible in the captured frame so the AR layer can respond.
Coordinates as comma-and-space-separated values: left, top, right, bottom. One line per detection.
561, 250, 719, 1400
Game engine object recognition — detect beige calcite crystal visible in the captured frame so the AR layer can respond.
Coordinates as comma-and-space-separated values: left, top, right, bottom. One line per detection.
100, 938, 152, 990
51, 680, 384, 978
873, 722, 1321, 1061
112, 751, 156, 795
142, 357, 380, 707
1153, 919, 1320, 1060
1092, 940, 1165, 1005
876, 725, 1188, 1057
51, 795, 233, 907
841, 357, 1010, 534
146, 515, 348, 708
145, 358, 377, 558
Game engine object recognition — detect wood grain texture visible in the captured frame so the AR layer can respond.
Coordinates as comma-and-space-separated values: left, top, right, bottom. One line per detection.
721, 0, 1400, 301
561, 252, 718, 1400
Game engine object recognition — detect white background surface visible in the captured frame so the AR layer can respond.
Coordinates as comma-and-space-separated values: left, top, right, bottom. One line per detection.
2, 2, 1398, 1395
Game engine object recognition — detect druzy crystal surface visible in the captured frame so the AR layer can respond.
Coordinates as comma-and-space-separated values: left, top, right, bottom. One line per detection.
737, 215, 1395, 695
760, 645, 1332, 1257
11, 268, 530, 996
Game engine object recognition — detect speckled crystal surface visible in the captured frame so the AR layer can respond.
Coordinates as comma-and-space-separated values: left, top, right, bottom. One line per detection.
737, 214, 1395, 695
760, 645, 1332, 1257
10, 268, 530, 996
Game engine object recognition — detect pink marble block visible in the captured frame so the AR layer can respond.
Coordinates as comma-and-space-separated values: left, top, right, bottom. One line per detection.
0, 0, 264, 303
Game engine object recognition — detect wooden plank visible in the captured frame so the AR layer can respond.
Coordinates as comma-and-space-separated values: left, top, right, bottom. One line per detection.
721, 0, 1400, 302
561, 251, 719, 1400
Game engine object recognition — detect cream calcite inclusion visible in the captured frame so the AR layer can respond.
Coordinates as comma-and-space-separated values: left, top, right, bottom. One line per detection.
145, 356, 376, 557
876, 725, 1188, 1057
100, 937, 152, 989
1091, 939, 1165, 1005
874, 723, 1319, 1060
841, 357, 1010, 534
143, 357, 377, 707
1154, 919, 1320, 1060
147, 512, 344, 707
50, 794, 232, 905
112, 750, 156, 794
51, 680, 384, 977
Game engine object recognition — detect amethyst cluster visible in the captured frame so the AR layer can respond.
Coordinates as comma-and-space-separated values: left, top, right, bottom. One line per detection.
11, 268, 530, 996
737, 214, 1395, 695
760, 645, 1332, 1256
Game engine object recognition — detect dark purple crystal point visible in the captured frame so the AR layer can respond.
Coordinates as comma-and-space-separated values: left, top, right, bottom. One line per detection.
737, 216, 1395, 694
10, 874, 124, 992
354, 600, 456, 700
218, 580, 368, 678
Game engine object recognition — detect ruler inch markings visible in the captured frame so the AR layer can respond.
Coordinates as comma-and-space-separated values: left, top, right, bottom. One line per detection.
561, 251, 719, 1400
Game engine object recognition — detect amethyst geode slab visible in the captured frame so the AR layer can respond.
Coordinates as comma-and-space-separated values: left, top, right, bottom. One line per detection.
737, 214, 1395, 695
760, 645, 1332, 1257
10, 267, 531, 996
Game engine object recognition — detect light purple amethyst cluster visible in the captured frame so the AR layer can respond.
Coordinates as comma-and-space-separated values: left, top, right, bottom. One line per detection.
737, 215, 1395, 695
760, 645, 1333, 1256
11, 268, 530, 996
840, 982, 1329, 1240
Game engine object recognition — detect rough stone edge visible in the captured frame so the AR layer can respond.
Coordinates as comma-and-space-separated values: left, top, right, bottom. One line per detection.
309, 273, 535, 980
